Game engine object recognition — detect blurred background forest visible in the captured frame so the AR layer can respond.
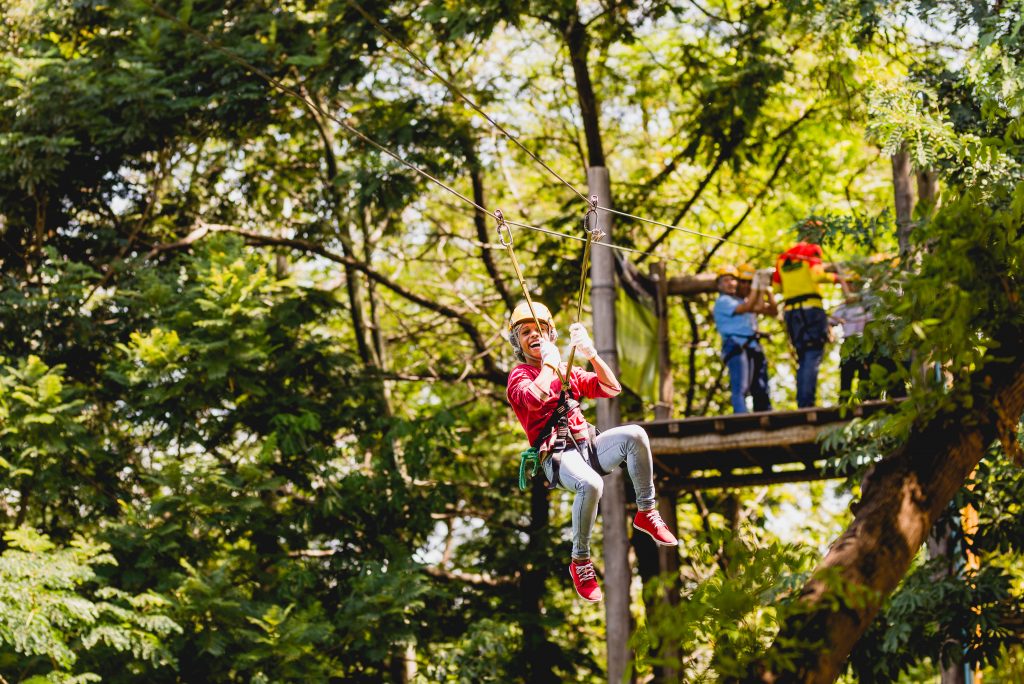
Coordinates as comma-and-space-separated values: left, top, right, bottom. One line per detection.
2, 0, 1024, 682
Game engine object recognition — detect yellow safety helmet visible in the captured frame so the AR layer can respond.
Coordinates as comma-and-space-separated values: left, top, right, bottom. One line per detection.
508, 301, 554, 332
737, 263, 756, 280
715, 265, 739, 279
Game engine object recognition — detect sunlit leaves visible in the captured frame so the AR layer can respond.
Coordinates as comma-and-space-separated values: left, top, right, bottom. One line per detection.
0, 527, 180, 680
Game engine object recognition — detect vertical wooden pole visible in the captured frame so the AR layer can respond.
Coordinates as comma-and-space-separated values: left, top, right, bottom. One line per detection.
652, 260, 680, 582
588, 166, 630, 684
648, 260, 680, 682
653, 260, 673, 422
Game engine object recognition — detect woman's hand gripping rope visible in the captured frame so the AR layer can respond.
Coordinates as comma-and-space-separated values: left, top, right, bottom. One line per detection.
569, 323, 597, 360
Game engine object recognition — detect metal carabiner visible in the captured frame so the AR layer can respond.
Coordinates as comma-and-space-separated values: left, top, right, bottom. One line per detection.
495, 209, 513, 247
583, 194, 603, 241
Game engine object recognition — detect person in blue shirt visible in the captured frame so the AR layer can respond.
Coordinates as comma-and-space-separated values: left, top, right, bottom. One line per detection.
713, 265, 773, 413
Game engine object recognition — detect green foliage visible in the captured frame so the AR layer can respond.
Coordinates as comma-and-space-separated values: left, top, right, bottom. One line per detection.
2, 0, 1024, 680
0, 527, 179, 681
635, 528, 819, 680
849, 554, 1018, 680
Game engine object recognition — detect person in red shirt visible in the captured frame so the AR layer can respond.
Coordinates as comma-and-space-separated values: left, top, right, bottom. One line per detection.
772, 234, 849, 407
506, 301, 677, 603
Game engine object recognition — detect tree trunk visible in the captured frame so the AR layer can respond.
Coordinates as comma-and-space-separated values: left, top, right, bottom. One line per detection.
741, 331, 1024, 683
892, 147, 915, 255
915, 169, 940, 224
926, 507, 967, 684
310, 96, 376, 366
521, 476, 560, 682
464, 138, 515, 310
567, 15, 605, 168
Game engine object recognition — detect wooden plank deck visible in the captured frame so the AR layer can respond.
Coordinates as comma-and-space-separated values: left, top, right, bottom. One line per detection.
637, 401, 895, 491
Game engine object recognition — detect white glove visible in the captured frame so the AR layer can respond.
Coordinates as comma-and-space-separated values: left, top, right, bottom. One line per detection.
753, 268, 773, 291
539, 339, 561, 369
569, 323, 598, 360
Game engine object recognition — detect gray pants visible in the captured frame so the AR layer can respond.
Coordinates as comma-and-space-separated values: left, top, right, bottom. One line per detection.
542, 424, 656, 560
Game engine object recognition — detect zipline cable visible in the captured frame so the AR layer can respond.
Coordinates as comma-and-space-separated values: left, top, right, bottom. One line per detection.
346, 0, 777, 260
141, 0, 694, 267
345, 0, 590, 205
599, 205, 769, 253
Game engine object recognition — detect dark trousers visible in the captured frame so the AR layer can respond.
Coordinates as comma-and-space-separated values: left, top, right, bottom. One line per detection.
784, 306, 828, 408
722, 337, 772, 413
747, 345, 772, 412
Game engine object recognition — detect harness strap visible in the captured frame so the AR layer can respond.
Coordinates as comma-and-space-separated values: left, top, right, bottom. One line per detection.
531, 387, 580, 451
582, 424, 609, 476
722, 333, 766, 364
784, 293, 823, 307
547, 451, 562, 490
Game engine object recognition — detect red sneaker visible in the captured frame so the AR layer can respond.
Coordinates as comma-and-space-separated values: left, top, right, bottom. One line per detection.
633, 509, 679, 546
569, 560, 603, 603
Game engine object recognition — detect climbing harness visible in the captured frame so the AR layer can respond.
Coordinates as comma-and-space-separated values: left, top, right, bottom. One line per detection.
516, 385, 605, 491
503, 198, 606, 490
721, 331, 772, 365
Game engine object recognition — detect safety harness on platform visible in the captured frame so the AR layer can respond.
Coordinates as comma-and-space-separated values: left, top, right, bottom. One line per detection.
721, 331, 771, 365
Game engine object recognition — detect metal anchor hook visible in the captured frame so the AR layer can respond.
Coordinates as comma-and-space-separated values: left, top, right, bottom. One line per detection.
583, 195, 604, 241
495, 209, 513, 247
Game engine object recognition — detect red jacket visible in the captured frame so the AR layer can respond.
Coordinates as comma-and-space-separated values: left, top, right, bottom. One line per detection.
506, 364, 617, 449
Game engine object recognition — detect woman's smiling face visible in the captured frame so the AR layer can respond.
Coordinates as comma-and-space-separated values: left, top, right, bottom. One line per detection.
517, 320, 553, 363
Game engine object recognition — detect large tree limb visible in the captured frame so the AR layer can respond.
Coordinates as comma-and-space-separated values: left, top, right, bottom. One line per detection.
740, 329, 1024, 683
148, 222, 507, 386
422, 565, 518, 588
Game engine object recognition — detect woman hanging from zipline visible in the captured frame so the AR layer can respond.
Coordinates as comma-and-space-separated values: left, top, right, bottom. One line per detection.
505, 300, 678, 603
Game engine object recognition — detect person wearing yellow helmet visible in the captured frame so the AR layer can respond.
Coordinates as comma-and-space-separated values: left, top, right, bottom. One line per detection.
716, 264, 739, 280
713, 263, 773, 413
772, 236, 850, 408
506, 300, 678, 603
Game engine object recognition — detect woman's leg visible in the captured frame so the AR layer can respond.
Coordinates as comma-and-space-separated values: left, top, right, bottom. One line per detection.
591, 425, 655, 511
545, 448, 604, 560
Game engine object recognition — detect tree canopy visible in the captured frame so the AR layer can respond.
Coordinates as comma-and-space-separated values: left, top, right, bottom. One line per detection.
1, 0, 1023, 681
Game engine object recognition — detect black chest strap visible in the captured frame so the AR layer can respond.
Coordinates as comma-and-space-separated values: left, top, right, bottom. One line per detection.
531, 387, 580, 451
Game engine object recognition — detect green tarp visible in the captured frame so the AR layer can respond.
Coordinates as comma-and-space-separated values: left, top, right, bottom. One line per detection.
615, 285, 658, 406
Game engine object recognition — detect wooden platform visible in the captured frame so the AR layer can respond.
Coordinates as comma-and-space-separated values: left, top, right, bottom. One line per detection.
637, 401, 895, 491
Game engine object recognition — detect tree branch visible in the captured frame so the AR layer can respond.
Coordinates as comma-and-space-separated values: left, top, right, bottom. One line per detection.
741, 327, 1024, 682
149, 222, 507, 386
422, 565, 518, 588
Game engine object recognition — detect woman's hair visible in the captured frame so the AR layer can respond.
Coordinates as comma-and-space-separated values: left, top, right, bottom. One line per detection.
508, 323, 557, 362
